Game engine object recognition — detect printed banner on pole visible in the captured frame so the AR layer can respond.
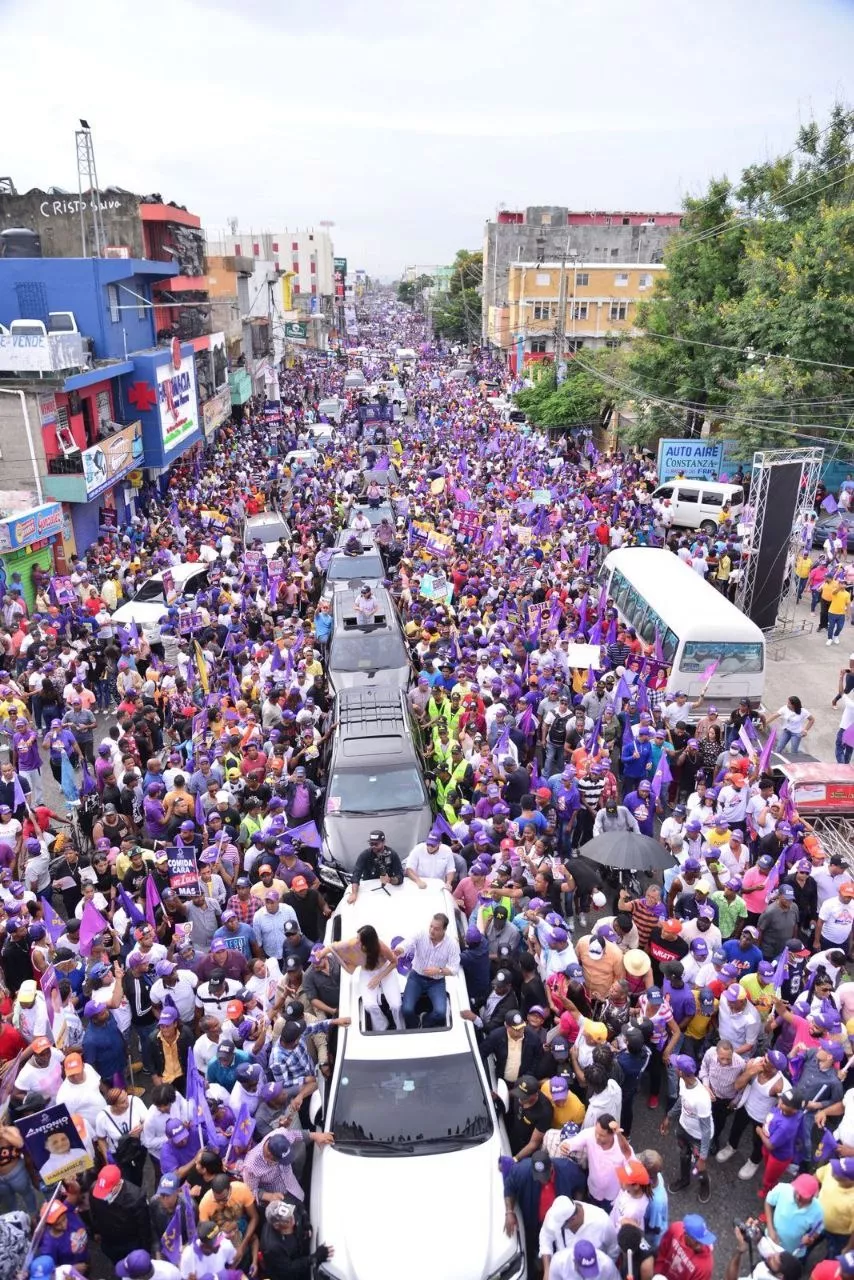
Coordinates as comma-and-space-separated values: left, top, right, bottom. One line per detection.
166, 846, 201, 900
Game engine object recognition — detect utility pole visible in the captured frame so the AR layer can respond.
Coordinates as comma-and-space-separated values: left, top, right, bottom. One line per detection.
554, 231, 572, 383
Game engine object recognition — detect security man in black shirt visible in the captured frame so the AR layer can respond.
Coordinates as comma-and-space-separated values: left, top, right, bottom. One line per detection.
346, 830, 403, 904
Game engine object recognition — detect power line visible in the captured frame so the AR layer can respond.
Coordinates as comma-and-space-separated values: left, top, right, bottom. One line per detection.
639, 328, 854, 374
677, 163, 853, 251
568, 351, 854, 441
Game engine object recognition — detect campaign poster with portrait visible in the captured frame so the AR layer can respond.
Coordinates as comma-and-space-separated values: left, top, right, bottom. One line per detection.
19, 1103, 93, 1185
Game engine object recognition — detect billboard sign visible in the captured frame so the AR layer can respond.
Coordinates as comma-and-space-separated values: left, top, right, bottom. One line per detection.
284, 321, 308, 341
157, 350, 199, 453
656, 438, 725, 483
0, 502, 64, 552
201, 387, 232, 437
81, 421, 143, 499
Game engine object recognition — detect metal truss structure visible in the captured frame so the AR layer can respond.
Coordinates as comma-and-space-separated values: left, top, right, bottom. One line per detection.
735, 446, 824, 652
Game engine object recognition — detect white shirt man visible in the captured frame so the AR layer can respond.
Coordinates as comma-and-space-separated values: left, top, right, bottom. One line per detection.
539, 1197, 618, 1269
405, 838, 456, 888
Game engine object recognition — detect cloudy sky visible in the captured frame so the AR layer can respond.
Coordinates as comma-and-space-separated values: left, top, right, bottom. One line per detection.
1, 0, 851, 275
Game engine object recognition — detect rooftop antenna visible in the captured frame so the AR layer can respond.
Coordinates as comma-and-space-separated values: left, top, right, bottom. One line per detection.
75, 119, 106, 258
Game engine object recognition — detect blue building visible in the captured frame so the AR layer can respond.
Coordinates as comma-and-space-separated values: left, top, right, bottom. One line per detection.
0, 257, 206, 550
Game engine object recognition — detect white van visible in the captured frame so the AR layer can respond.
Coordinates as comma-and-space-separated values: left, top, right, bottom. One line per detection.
652, 479, 743, 534
318, 396, 346, 424
395, 347, 417, 366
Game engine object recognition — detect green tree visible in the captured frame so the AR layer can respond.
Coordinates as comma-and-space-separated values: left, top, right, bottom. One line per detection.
432, 250, 483, 343
515, 348, 624, 429
449, 249, 483, 293
397, 274, 434, 304
626, 104, 854, 454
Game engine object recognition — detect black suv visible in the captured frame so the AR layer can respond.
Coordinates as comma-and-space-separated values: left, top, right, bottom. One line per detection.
319, 687, 432, 891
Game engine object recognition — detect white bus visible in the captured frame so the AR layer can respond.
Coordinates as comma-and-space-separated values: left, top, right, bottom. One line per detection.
599, 548, 766, 714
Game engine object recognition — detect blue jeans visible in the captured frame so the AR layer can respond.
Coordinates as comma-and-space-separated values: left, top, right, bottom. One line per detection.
837, 729, 853, 764
778, 729, 803, 754
401, 972, 447, 1028
828, 614, 846, 641
0, 1157, 37, 1215
811, 588, 822, 612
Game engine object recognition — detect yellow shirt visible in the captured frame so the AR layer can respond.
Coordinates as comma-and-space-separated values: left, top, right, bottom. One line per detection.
830, 589, 851, 616
795, 555, 812, 580
822, 580, 840, 602
684, 1003, 717, 1040
542, 1081, 586, 1128
817, 1163, 854, 1234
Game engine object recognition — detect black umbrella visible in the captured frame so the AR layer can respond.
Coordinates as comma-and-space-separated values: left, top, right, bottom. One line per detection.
578, 830, 676, 872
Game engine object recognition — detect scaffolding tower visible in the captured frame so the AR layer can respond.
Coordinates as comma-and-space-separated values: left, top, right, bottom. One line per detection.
75, 121, 106, 258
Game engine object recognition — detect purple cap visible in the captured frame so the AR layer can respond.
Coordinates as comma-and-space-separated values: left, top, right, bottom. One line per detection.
158, 1007, 179, 1026
573, 1241, 599, 1275
757, 961, 776, 979
671, 1053, 697, 1074
155, 959, 176, 977
221, 909, 236, 923
777, 884, 796, 900
724, 983, 744, 1002
690, 938, 709, 957
683, 858, 701, 872
465, 926, 482, 945
83, 1000, 102, 1018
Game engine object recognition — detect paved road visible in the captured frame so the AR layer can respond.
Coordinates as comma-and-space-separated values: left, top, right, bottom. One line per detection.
27, 592, 843, 1260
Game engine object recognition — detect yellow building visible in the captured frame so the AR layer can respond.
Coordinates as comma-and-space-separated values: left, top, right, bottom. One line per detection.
494, 260, 666, 369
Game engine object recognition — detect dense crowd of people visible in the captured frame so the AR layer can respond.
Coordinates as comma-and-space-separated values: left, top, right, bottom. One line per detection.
0, 298, 850, 1280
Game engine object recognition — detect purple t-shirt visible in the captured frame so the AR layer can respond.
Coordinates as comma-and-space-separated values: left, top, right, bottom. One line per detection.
13, 730, 40, 772
662, 979, 697, 1025
766, 1106, 802, 1161
144, 796, 168, 839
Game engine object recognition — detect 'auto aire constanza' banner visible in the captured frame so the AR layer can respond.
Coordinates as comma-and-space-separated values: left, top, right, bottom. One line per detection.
656, 438, 725, 483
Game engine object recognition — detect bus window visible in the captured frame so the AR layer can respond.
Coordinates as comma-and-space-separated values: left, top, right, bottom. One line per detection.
612, 570, 632, 612
662, 628, 679, 662
680, 640, 764, 674
678, 488, 700, 503
624, 585, 643, 628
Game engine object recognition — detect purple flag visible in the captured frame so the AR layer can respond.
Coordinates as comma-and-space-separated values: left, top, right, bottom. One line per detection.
771, 946, 789, 991
144, 873, 163, 927
635, 679, 650, 714
287, 820, 322, 850
160, 1206, 183, 1267
779, 779, 796, 822
270, 642, 284, 672
578, 544, 589, 572
701, 660, 719, 685
529, 755, 540, 789
758, 728, 777, 776
79, 901, 110, 956
39, 895, 66, 944
491, 724, 511, 761
228, 667, 241, 702
429, 812, 456, 843
79, 757, 97, 797
186, 1051, 219, 1147
818, 1126, 839, 1162
39, 965, 60, 1030
518, 704, 537, 739
622, 715, 635, 754
653, 629, 665, 663
11, 773, 27, 812
821, 493, 839, 514
226, 1100, 257, 1163
195, 789, 207, 827
738, 725, 755, 756
650, 748, 673, 801
117, 885, 147, 927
